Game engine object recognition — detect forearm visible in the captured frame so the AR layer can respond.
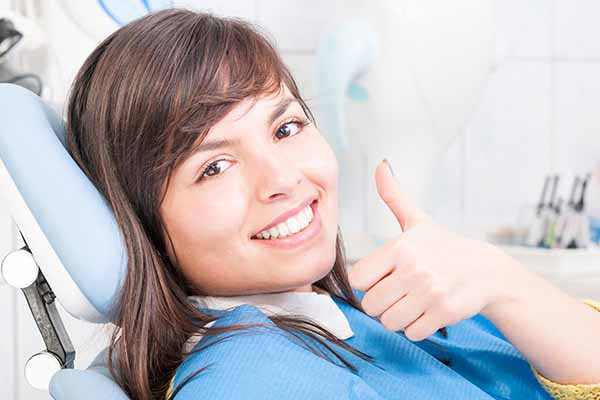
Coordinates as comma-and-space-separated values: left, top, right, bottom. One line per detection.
480, 247, 600, 384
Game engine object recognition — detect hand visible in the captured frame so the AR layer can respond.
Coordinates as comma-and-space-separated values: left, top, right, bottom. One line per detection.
347, 159, 521, 341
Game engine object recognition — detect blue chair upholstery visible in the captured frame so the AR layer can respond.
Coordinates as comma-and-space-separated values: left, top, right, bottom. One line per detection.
0, 83, 131, 398
49, 348, 129, 399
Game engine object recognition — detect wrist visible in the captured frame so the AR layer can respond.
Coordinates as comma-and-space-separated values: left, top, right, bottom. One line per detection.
479, 242, 533, 320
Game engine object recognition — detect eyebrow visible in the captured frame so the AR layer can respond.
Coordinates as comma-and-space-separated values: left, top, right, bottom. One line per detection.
268, 96, 297, 126
193, 96, 299, 154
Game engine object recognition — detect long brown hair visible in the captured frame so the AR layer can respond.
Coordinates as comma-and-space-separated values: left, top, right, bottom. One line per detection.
64, 8, 449, 399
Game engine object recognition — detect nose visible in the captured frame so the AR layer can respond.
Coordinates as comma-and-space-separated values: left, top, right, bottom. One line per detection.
254, 151, 303, 202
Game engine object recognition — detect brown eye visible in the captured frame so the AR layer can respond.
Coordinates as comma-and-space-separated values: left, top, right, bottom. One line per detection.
197, 159, 232, 183
275, 118, 310, 140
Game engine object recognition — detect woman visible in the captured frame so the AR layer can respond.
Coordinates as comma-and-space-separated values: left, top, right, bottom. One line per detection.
63, 8, 600, 400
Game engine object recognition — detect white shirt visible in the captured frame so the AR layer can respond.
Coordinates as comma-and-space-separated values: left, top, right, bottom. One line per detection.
184, 286, 355, 353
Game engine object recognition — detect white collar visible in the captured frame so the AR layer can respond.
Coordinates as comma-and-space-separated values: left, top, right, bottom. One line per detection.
187, 286, 355, 343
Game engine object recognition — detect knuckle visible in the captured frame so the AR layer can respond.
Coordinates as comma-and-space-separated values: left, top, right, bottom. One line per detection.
402, 261, 417, 275
416, 269, 434, 285
437, 298, 459, 322
391, 238, 408, 253
427, 285, 446, 304
393, 241, 416, 261
445, 308, 463, 325
406, 245, 418, 263
437, 297, 453, 313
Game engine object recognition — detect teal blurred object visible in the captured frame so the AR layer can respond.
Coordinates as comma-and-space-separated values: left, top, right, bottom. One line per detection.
315, 18, 378, 240
591, 217, 600, 244
315, 17, 378, 156
348, 82, 370, 102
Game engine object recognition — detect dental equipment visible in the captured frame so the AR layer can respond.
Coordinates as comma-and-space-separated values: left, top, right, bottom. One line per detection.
525, 175, 552, 247
543, 196, 562, 248
0, 83, 129, 396
556, 176, 581, 249
573, 173, 592, 249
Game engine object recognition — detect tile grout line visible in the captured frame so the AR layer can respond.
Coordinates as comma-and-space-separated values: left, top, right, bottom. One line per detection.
549, 0, 557, 173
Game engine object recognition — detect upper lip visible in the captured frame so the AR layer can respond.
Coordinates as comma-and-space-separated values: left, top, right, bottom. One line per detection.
252, 196, 317, 237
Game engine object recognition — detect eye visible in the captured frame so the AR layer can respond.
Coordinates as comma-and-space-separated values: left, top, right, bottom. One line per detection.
195, 117, 312, 184
196, 159, 232, 183
274, 117, 311, 140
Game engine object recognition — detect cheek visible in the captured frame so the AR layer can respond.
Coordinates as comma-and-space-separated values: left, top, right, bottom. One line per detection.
297, 131, 339, 189
292, 132, 339, 229
172, 186, 248, 248
162, 181, 252, 294
326, 143, 339, 190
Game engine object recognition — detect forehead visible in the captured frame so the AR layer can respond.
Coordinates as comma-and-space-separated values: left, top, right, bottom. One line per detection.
220, 84, 292, 126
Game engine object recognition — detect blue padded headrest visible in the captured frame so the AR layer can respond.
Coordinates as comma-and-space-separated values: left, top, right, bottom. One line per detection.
0, 83, 127, 323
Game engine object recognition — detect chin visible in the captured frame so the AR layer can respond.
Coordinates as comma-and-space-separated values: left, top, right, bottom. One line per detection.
283, 252, 337, 289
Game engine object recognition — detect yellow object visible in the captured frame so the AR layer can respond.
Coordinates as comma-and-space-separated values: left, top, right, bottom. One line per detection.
165, 299, 600, 400
530, 299, 600, 400
166, 373, 175, 399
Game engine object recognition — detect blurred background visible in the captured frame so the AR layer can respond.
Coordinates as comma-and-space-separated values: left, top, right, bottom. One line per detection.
1, 0, 599, 398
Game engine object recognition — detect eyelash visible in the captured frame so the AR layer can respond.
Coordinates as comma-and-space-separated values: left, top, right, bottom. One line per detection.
196, 116, 311, 183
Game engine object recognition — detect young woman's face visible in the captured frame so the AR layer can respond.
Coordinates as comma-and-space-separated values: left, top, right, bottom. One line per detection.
160, 85, 339, 296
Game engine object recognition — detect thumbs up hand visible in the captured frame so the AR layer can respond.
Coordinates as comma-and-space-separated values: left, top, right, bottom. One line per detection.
347, 159, 521, 341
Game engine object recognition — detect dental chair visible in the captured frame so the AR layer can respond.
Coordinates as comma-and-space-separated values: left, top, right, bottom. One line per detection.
0, 83, 132, 399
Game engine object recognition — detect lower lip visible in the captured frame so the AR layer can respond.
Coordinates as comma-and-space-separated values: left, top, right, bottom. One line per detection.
251, 200, 322, 249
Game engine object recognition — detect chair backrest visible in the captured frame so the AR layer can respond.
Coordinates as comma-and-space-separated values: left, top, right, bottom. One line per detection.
0, 83, 127, 323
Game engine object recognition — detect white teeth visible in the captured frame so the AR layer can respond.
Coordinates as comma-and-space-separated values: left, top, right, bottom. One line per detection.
268, 226, 279, 239
305, 204, 314, 220
255, 203, 315, 240
296, 210, 308, 228
287, 216, 300, 234
276, 221, 290, 236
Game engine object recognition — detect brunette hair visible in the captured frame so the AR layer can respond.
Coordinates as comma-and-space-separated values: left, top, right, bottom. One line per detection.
64, 8, 449, 399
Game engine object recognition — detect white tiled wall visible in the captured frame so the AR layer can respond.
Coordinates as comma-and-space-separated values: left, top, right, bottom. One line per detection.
437, 0, 600, 236
463, 61, 553, 226
254, 0, 348, 52
494, 0, 552, 60
1, 1, 600, 399
555, 0, 600, 59
555, 63, 600, 173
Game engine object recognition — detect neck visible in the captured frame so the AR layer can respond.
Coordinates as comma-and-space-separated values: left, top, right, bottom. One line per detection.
291, 283, 315, 293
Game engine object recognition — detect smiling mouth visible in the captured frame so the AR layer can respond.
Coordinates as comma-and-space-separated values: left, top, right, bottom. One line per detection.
250, 199, 322, 249
251, 199, 318, 241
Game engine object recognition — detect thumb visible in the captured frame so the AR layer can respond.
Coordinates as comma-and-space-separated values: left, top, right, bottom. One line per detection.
375, 158, 431, 231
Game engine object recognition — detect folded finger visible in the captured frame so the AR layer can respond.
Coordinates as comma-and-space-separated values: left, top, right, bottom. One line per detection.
361, 267, 420, 317
349, 239, 415, 291
403, 310, 442, 342
380, 289, 427, 333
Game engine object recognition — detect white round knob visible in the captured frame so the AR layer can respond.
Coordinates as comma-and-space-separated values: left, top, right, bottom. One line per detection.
24, 351, 63, 391
1, 248, 39, 288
